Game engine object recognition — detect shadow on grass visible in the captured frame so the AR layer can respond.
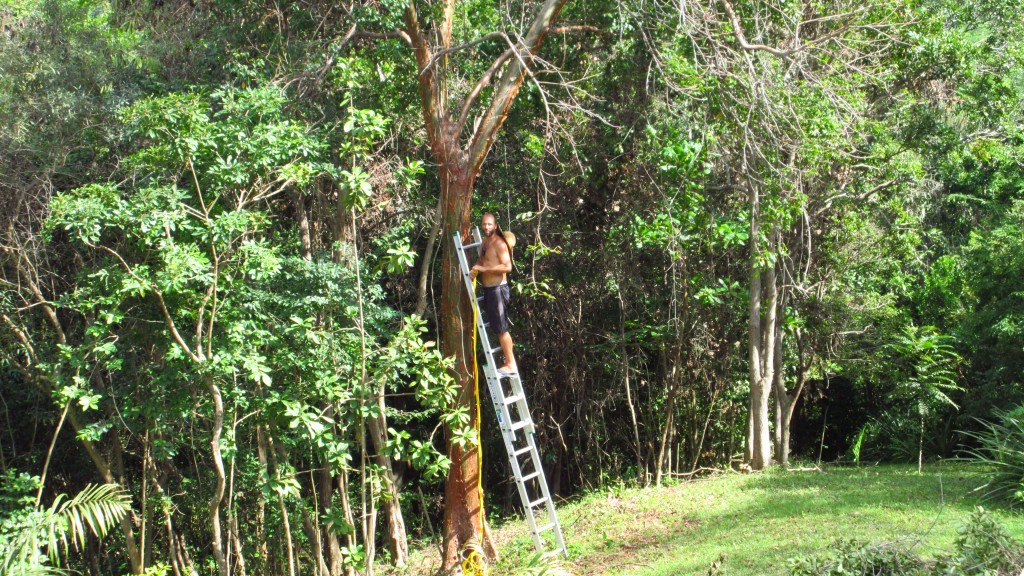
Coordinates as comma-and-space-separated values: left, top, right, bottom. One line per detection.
568, 464, 1016, 576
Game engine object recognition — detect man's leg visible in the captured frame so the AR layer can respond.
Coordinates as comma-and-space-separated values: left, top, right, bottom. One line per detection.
497, 331, 516, 373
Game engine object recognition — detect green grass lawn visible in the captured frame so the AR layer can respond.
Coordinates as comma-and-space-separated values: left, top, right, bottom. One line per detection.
478, 463, 1024, 575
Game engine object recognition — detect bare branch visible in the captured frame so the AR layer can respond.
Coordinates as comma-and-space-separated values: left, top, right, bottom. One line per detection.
2, 312, 36, 363
353, 28, 413, 46
421, 32, 507, 76
719, 0, 796, 58
15, 253, 66, 345
455, 48, 515, 137
548, 25, 609, 36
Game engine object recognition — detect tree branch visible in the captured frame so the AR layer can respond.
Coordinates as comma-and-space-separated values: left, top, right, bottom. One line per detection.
719, 0, 796, 58
467, 0, 568, 172
93, 244, 202, 364
403, 0, 443, 149
549, 25, 608, 36
421, 32, 507, 76
455, 48, 515, 137
353, 28, 412, 46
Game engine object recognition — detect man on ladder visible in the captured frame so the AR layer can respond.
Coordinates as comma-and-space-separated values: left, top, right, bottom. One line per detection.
470, 213, 517, 376
454, 219, 567, 558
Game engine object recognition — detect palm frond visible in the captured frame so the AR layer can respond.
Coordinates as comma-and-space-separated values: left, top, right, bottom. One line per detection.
0, 483, 131, 574
44, 483, 131, 563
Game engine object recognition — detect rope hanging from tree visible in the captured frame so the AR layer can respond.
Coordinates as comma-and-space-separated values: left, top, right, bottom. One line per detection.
462, 276, 490, 576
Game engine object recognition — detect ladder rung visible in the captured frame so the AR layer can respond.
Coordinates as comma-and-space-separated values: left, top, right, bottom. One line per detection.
503, 394, 523, 405
537, 522, 557, 533
514, 445, 533, 457
521, 470, 541, 483
462, 241, 481, 250
509, 419, 532, 432
528, 497, 548, 508
490, 346, 502, 354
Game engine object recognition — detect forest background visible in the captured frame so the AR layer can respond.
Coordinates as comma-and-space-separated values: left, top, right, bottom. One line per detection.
1, 0, 1023, 573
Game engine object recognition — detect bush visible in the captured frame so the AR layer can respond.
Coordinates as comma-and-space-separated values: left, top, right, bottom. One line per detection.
934, 507, 1024, 575
960, 405, 1024, 506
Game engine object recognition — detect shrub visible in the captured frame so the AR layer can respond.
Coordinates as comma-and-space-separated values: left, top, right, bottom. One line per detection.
960, 405, 1024, 506
787, 509, 1024, 576
934, 507, 1024, 575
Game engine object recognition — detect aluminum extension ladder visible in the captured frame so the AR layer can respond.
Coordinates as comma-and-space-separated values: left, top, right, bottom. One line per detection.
453, 228, 568, 557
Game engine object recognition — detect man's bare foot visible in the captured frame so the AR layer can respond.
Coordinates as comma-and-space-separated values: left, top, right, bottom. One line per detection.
497, 365, 518, 375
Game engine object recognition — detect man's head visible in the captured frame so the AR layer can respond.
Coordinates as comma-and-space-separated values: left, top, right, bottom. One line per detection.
482, 213, 497, 237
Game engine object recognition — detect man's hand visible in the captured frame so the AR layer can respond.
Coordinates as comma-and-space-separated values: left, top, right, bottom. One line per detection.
470, 264, 482, 279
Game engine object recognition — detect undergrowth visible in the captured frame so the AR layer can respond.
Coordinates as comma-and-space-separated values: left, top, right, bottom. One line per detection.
788, 507, 1024, 576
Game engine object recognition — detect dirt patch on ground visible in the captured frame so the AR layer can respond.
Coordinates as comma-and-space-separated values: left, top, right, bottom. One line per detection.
381, 487, 701, 575
561, 490, 701, 575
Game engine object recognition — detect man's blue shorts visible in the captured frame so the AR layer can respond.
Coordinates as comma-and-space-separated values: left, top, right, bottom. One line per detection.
482, 282, 511, 335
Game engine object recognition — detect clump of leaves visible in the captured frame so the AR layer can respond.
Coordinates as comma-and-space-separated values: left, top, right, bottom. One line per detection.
960, 406, 1024, 507
787, 538, 925, 576
934, 507, 1024, 575
788, 509, 1024, 576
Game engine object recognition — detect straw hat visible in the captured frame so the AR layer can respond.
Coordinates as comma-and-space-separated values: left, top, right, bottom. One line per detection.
502, 230, 517, 251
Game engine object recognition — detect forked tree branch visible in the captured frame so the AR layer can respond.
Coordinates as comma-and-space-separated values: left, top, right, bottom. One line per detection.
467, 0, 568, 173
422, 32, 507, 76
455, 48, 515, 136
719, 0, 796, 58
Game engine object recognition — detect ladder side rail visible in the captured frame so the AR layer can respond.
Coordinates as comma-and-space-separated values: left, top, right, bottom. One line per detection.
498, 421, 544, 548
523, 429, 567, 553
492, 374, 552, 551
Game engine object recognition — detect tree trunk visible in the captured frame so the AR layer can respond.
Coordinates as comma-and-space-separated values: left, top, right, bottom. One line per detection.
64, 409, 143, 574
414, 194, 444, 317
747, 189, 776, 471
655, 365, 679, 486
399, 0, 572, 565
317, 463, 343, 576
206, 375, 228, 576
618, 291, 644, 484
301, 509, 329, 576
437, 166, 497, 567
772, 316, 809, 467
365, 395, 409, 566
918, 411, 924, 473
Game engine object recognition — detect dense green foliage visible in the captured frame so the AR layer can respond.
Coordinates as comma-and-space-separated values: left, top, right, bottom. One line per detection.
1, 0, 1023, 572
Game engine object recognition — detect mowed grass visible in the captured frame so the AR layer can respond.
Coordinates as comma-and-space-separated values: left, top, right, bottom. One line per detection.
482, 463, 1024, 575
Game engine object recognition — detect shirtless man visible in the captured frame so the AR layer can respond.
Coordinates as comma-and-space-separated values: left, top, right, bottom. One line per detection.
470, 213, 517, 375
